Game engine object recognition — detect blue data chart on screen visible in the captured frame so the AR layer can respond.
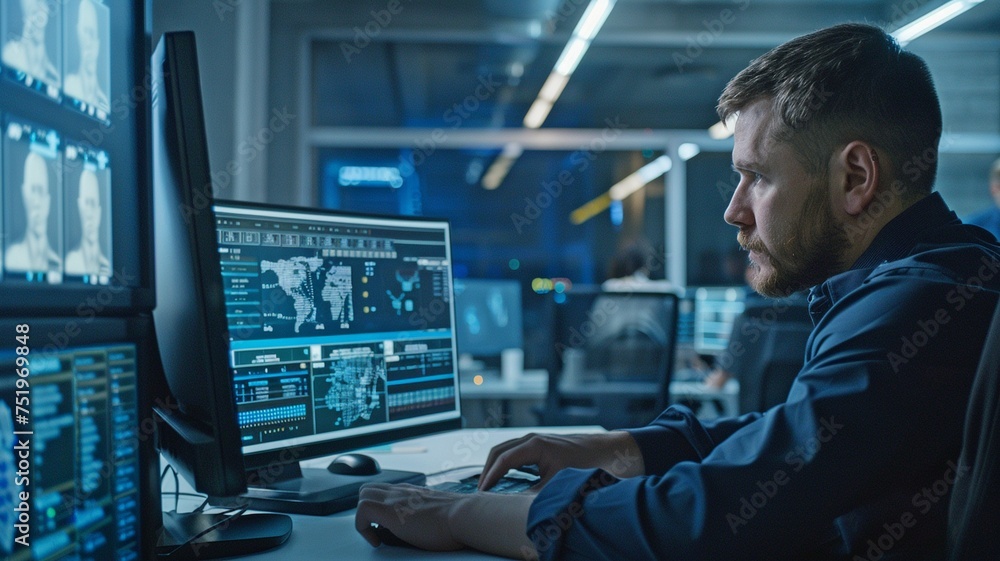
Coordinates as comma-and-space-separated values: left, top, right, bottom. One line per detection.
0, 344, 140, 561
214, 205, 460, 452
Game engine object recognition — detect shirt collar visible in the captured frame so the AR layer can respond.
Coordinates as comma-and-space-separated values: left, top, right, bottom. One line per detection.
850, 192, 957, 270
807, 192, 958, 323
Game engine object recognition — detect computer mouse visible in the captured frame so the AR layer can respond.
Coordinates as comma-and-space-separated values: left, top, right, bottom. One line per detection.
326, 453, 381, 476
373, 524, 417, 549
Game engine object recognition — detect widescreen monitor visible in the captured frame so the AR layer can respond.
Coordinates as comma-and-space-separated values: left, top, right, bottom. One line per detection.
213, 201, 463, 514
453, 278, 524, 359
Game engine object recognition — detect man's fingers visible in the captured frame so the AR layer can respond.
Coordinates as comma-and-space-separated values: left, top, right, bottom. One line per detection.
482, 434, 531, 473
479, 444, 536, 491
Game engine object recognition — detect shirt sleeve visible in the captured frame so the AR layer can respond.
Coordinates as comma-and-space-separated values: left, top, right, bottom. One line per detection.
625, 406, 763, 474
527, 272, 997, 560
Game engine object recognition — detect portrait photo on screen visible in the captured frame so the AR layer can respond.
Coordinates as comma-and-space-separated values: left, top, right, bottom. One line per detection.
0, 136, 4, 280
1, 0, 62, 98
62, 0, 109, 120
3, 118, 62, 283
63, 141, 110, 283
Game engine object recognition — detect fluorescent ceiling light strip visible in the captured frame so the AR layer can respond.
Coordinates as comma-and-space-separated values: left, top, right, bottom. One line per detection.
708, 114, 738, 140
570, 193, 612, 225
504, 0, 616, 189
537, 72, 570, 102
575, 0, 614, 41
481, 144, 523, 189
523, 98, 554, 129
524, 0, 617, 129
678, 143, 701, 160
554, 36, 591, 76
573, 155, 672, 223
501, 142, 523, 158
482, 159, 513, 190
609, 156, 672, 200
892, 0, 984, 45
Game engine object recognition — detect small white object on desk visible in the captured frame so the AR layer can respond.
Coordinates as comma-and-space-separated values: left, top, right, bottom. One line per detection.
500, 347, 524, 384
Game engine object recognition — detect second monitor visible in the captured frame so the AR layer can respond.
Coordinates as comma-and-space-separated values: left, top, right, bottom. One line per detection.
214, 201, 463, 515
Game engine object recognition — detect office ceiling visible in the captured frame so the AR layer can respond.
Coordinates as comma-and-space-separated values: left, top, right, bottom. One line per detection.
285, 0, 1000, 132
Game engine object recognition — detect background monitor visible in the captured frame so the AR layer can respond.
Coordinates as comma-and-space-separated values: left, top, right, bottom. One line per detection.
0, 316, 159, 561
0, 0, 152, 313
692, 286, 746, 355
151, 31, 290, 557
213, 200, 462, 515
453, 278, 524, 359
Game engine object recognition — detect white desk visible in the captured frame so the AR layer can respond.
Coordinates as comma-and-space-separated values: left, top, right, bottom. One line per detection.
460, 372, 741, 423
168, 427, 602, 560
459, 371, 548, 400
459, 371, 548, 426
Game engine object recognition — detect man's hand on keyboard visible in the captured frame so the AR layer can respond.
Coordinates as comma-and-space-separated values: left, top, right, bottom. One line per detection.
478, 431, 645, 492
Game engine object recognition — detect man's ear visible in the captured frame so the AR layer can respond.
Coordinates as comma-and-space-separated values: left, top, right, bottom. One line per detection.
837, 141, 881, 216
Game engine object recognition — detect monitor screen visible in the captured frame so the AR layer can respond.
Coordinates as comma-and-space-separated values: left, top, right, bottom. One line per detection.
453, 278, 523, 358
692, 286, 746, 355
213, 202, 463, 459
0, 0, 150, 312
0, 317, 155, 561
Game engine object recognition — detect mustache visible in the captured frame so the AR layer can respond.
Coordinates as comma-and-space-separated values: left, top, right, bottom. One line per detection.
737, 231, 767, 254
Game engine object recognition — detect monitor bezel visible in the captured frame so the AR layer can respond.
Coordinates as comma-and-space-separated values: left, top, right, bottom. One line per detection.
212, 198, 464, 473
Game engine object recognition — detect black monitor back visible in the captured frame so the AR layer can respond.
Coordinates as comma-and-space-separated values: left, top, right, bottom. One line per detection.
730, 295, 813, 414
151, 31, 245, 499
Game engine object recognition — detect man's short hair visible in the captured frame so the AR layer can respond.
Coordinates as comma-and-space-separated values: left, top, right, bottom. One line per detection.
717, 23, 942, 198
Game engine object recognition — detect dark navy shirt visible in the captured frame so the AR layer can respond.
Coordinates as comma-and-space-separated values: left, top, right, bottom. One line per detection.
527, 193, 1000, 560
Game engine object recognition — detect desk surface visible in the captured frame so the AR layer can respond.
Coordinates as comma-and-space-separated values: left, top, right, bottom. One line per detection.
178, 426, 602, 560
460, 373, 738, 401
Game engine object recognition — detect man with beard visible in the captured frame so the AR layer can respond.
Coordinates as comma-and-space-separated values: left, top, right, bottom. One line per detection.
355, 23, 1000, 560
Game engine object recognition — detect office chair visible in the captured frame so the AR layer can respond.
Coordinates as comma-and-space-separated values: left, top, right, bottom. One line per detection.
536, 290, 679, 430
730, 296, 812, 414
948, 300, 1000, 561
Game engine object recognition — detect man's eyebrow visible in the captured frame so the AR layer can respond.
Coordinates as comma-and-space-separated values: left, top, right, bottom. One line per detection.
732, 160, 762, 172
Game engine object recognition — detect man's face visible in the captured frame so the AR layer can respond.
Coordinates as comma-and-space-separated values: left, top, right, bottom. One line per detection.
723, 100, 849, 296
21, 152, 51, 239
78, 170, 101, 244
77, 0, 99, 73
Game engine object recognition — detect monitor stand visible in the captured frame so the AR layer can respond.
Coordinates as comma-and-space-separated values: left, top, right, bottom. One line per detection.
241, 458, 426, 516
156, 510, 292, 559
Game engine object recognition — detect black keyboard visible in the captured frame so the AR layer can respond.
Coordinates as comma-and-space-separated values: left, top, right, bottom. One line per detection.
430, 472, 538, 494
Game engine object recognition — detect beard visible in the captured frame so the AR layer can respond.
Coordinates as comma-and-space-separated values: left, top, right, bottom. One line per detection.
738, 182, 850, 297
